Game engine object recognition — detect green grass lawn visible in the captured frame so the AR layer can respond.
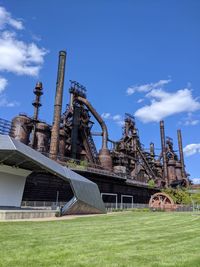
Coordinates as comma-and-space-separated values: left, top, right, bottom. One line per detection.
0, 212, 200, 267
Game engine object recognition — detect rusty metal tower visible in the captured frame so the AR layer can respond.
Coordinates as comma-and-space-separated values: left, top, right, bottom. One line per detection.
30, 82, 43, 148
160, 120, 169, 187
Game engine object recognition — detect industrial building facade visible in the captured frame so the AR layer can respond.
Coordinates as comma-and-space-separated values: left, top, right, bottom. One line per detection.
0, 51, 189, 214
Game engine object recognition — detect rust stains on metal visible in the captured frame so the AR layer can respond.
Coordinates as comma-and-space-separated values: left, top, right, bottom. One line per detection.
160, 120, 168, 187
10, 114, 32, 145
177, 129, 186, 179
49, 50, 66, 160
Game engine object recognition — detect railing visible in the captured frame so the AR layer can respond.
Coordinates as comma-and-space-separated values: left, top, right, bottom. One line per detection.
21, 200, 149, 211
42, 152, 141, 181
21, 201, 200, 213
104, 203, 149, 212
105, 203, 200, 212
0, 118, 12, 135
21, 201, 66, 210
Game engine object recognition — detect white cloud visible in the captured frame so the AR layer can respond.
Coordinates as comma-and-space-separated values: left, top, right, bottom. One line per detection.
137, 98, 144, 103
183, 144, 200, 156
115, 120, 124, 126
0, 94, 19, 107
101, 113, 124, 126
113, 114, 122, 121
135, 88, 200, 123
101, 112, 111, 119
0, 6, 23, 30
185, 119, 199, 126
0, 5, 48, 108
113, 115, 124, 126
192, 178, 200, 184
126, 79, 171, 96
0, 76, 14, 107
179, 112, 200, 126
0, 31, 47, 76
0, 76, 7, 93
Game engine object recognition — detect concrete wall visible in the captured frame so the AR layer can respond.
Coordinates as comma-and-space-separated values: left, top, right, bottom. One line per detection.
0, 210, 56, 220
0, 165, 31, 207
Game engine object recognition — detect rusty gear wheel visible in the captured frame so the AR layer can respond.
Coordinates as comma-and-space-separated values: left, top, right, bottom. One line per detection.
149, 192, 176, 211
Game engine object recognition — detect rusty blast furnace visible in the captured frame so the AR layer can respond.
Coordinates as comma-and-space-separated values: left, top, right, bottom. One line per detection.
8, 51, 189, 204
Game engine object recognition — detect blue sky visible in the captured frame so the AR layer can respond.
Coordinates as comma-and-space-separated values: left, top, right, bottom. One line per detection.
0, 0, 199, 182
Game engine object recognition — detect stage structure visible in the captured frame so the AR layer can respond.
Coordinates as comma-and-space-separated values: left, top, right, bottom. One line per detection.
0, 135, 105, 215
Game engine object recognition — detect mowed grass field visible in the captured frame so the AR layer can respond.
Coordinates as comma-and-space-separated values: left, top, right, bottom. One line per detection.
0, 212, 200, 267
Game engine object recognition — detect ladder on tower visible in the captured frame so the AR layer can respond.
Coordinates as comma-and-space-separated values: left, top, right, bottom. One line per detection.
137, 145, 156, 180
87, 133, 99, 162
81, 128, 100, 165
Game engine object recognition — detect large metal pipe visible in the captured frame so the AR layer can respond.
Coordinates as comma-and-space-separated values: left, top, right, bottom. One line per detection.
49, 51, 66, 159
150, 142, 155, 159
76, 96, 112, 170
76, 96, 108, 150
177, 129, 186, 178
160, 120, 168, 186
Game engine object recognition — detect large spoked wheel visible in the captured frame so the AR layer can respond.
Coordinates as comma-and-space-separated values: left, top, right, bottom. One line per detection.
149, 192, 176, 211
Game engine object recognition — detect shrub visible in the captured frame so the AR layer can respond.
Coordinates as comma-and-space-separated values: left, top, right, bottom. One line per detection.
80, 160, 88, 168
148, 179, 155, 188
131, 208, 150, 212
190, 193, 200, 204
163, 188, 191, 205
55, 211, 61, 217
67, 159, 78, 168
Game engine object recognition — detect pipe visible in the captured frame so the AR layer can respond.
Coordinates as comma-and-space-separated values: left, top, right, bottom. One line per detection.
76, 96, 108, 150
150, 142, 155, 158
177, 129, 186, 178
69, 93, 74, 108
49, 51, 66, 159
160, 120, 168, 186
91, 132, 103, 136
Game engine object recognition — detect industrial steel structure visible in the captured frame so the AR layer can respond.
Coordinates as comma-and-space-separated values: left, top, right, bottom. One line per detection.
0, 50, 189, 210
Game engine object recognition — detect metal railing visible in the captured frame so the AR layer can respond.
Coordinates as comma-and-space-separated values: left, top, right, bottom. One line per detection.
42, 152, 139, 181
21, 201, 66, 210
21, 200, 149, 212
104, 203, 149, 212
0, 118, 12, 135
21, 201, 200, 213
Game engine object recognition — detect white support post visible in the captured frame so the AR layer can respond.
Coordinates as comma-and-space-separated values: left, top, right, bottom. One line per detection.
101, 193, 118, 209
121, 195, 134, 209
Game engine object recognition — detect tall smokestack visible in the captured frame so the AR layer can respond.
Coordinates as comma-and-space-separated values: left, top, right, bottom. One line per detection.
177, 129, 186, 178
160, 120, 168, 186
49, 51, 66, 160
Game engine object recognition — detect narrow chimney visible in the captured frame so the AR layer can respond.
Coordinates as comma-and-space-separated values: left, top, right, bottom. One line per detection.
160, 120, 168, 186
31, 82, 43, 148
49, 51, 66, 160
32, 82, 43, 121
177, 129, 186, 178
